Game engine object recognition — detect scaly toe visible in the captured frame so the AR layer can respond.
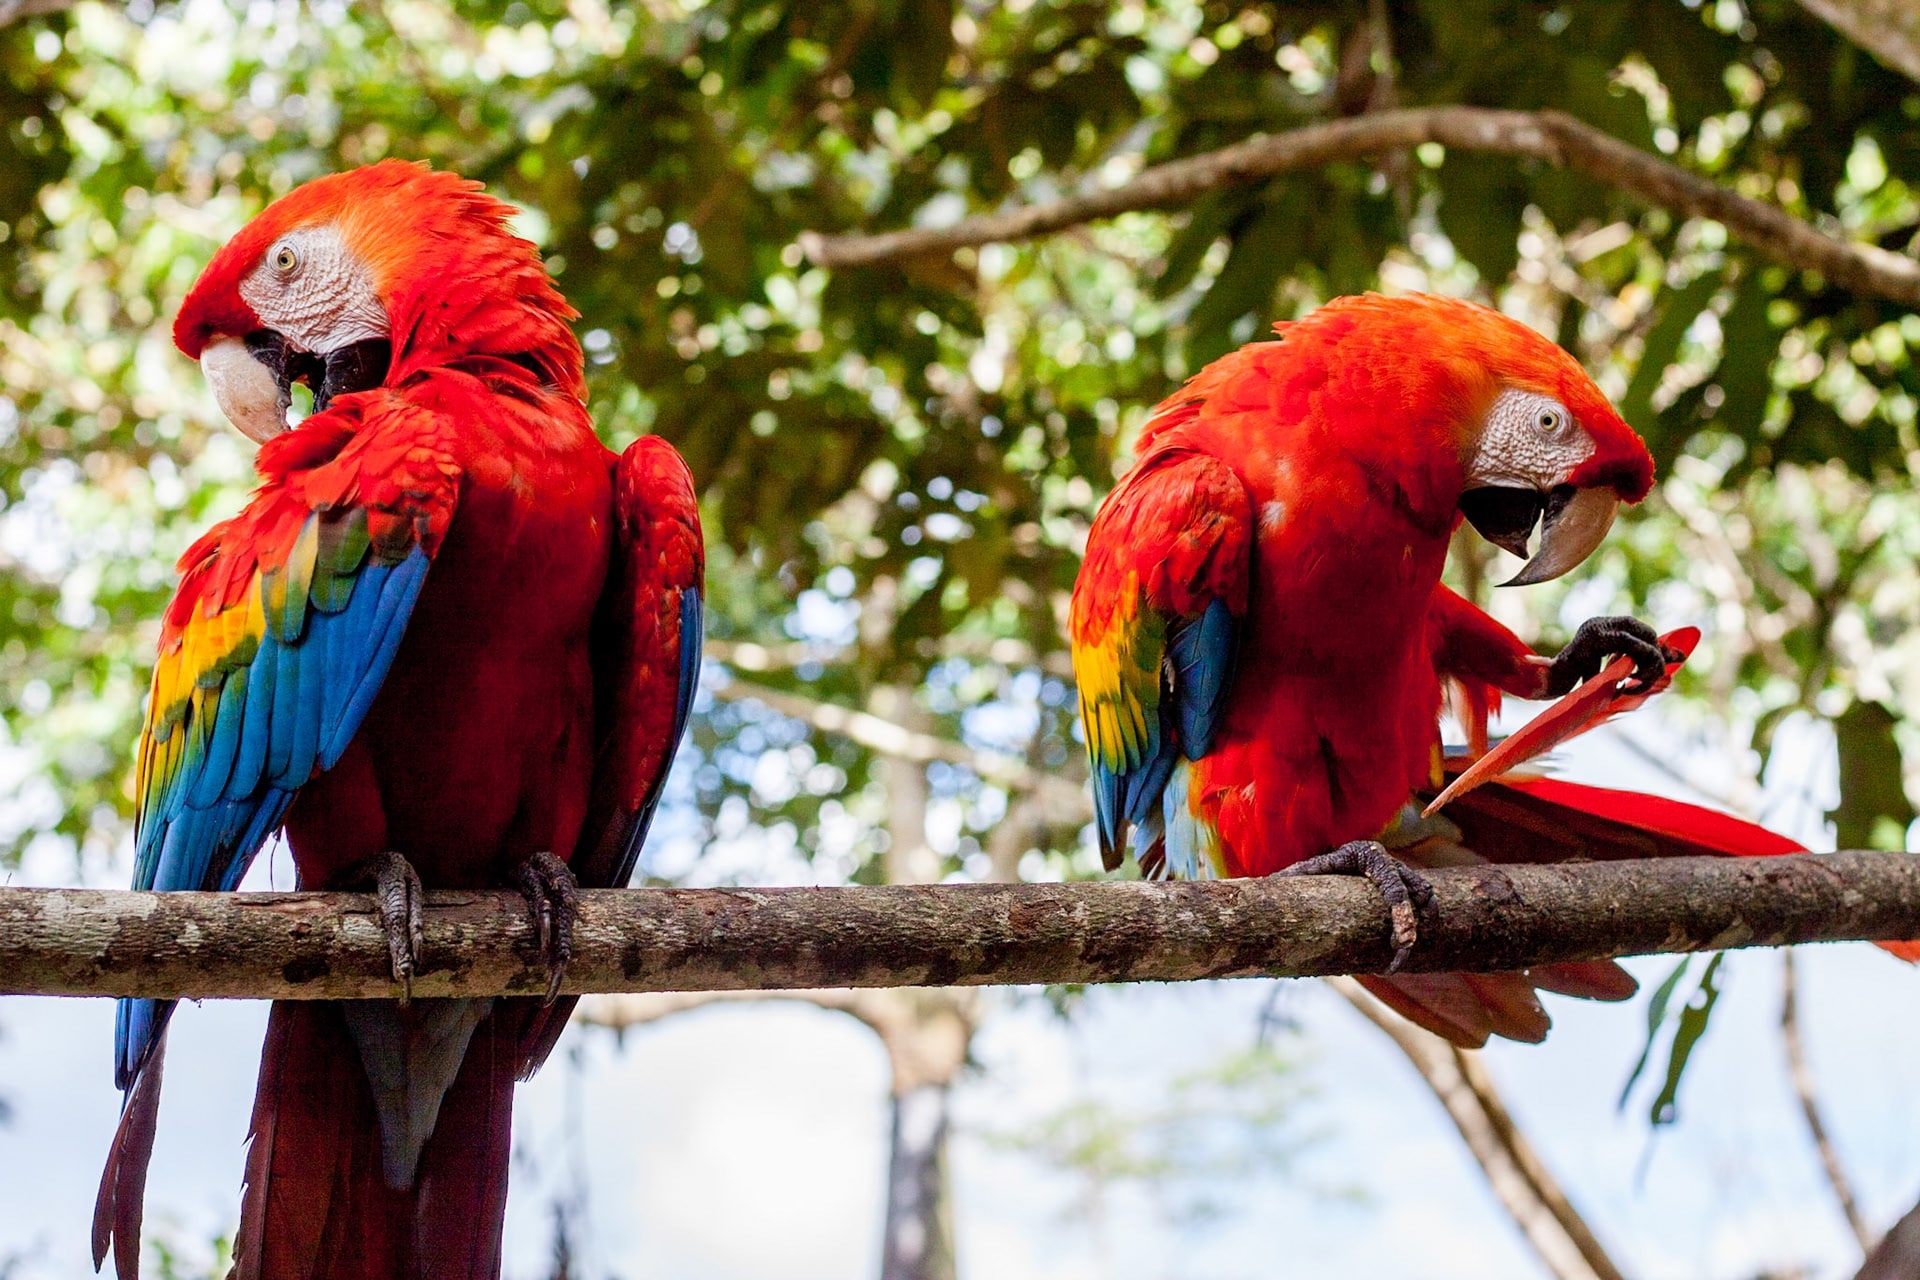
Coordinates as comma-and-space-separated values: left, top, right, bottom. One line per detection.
515, 852, 578, 1005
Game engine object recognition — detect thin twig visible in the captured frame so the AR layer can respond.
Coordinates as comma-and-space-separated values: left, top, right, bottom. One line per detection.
1327, 977, 1626, 1280
1782, 948, 1876, 1252
799, 107, 1920, 309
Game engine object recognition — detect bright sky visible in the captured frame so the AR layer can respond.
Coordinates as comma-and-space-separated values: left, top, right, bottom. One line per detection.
3, 710, 1917, 1280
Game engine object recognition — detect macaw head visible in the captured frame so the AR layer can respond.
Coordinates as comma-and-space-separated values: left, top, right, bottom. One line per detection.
1445, 299, 1652, 586
1291, 293, 1653, 587
173, 159, 581, 443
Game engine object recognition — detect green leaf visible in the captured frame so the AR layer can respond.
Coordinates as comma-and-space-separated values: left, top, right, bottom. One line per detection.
1648, 951, 1724, 1127
1435, 150, 1524, 285
1711, 271, 1778, 435
1620, 271, 1721, 465
1617, 954, 1694, 1111
1830, 699, 1915, 851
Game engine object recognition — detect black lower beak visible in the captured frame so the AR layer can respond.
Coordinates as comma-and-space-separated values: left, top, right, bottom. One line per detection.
317, 339, 392, 411
242, 330, 390, 416
1459, 485, 1549, 559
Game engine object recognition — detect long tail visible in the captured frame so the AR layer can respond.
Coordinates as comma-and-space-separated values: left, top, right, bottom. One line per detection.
92, 1033, 167, 1278
231, 1000, 518, 1280
1365, 774, 1914, 1048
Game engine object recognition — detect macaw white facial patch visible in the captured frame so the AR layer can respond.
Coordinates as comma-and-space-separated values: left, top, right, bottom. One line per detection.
1465, 388, 1593, 490
239, 223, 389, 356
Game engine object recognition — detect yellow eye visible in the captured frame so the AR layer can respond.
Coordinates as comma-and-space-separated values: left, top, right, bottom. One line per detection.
1535, 407, 1565, 435
272, 244, 298, 274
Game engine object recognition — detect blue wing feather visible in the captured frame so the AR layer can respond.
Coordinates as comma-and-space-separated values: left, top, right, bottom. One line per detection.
114, 538, 434, 1090
1089, 597, 1238, 873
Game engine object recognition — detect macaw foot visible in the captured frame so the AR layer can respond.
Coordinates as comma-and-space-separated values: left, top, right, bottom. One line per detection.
514, 851, 577, 1005
1272, 840, 1435, 974
346, 851, 426, 1005
1544, 615, 1680, 698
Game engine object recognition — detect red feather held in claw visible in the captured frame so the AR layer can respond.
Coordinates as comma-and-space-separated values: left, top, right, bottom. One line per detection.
92, 161, 705, 1280
1069, 293, 1910, 1052
1426, 623, 1920, 964
1425, 626, 1701, 814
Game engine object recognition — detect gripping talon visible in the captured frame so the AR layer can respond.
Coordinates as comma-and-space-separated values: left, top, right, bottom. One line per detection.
1545, 615, 1669, 698
515, 851, 577, 1005
1274, 839, 1434, 974
348, 852, 425, 1004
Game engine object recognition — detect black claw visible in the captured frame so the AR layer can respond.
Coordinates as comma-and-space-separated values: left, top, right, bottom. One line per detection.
515, 851, 577, 1005
1273, 839, 1434, 973
349, 851, 425, 1004
1544, 615, 1670, 698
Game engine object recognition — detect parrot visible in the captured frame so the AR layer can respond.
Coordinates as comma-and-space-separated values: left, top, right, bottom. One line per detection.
90, 160, 704, 1280
1069, 291, 1801, 1048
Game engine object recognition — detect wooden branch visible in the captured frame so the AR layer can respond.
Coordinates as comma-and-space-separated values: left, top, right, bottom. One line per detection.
799, 107, 1920, 308
1796, 0, 1920, 84
0, 0, 77, 28
1328, 978, 1625, 1280
1782, 949, 1877, 1252
3, 851, 1918, 1001
1858, 1195, 1920, 1280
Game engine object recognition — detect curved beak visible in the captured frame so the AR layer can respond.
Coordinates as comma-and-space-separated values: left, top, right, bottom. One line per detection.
1459, 483, 1619, 587
198, 332, 390, 444
199, 334, 290, 444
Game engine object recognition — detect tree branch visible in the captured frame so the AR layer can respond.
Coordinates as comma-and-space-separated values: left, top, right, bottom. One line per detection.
0, 0, 77, 29
1857, 1194, 1920, 1280
1795, 0, 1920, 84
800, 107, 1920, 308
1327, 978, 1625, 1280
1782, 948, 1876, 1253
3, 851, 1917, 1000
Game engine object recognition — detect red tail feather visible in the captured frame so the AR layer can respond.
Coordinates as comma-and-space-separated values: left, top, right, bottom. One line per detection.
232, 1002, 517, 1280
1441, 774, 1919, 964
93, 1039, 166, 1279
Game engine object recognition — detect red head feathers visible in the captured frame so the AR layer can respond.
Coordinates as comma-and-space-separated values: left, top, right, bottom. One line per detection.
175, 160, 583, 441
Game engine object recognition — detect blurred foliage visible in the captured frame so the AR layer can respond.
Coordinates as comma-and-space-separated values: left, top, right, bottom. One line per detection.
5, 0, 1920, 891
979, 1038, 1328, 1229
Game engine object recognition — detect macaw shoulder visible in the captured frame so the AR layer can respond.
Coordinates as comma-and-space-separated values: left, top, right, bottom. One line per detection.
1081, 446, 1251, 622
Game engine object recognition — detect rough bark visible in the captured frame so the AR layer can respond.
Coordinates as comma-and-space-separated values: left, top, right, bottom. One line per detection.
799, 107, 1920, 309
4, 851, 1918, 1000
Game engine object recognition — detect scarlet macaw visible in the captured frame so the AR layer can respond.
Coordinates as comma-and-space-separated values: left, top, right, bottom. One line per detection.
92, 161, 703, 1279
1070, 292, 1778, 1047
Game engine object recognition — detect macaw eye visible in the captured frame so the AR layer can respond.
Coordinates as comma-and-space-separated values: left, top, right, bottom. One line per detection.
1534, 406, 1567, 436
271, 243, 299, 274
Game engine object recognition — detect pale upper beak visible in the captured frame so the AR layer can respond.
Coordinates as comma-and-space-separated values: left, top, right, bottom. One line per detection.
1458, 483, 1619, 587
200, 334, 290, 444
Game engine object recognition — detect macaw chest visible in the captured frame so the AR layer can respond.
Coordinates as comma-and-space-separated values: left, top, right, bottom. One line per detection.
298, 450, 616, 879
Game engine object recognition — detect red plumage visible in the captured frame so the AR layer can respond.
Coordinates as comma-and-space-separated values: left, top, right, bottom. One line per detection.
1069, 294, 1854, 1048
95, 163, 703, 1278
